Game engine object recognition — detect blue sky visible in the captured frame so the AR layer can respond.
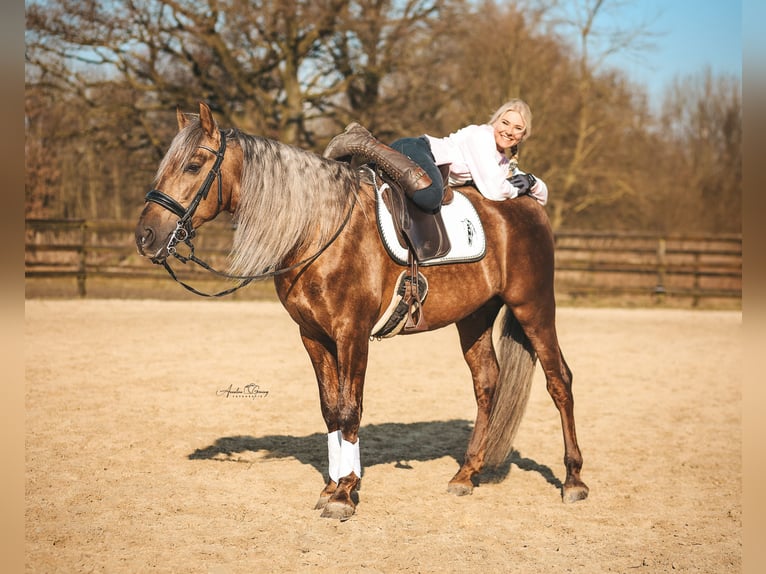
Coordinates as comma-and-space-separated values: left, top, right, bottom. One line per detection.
571, 0, 743, 105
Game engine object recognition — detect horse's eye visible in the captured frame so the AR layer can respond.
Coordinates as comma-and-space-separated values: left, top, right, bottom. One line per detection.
184, 163, 201, 174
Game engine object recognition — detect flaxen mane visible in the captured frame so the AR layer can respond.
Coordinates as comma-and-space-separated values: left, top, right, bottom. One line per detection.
228, 130, 360, 276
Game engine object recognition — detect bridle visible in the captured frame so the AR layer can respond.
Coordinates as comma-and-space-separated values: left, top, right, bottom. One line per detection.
143, 129, 355, 297
145, 130, 228, 264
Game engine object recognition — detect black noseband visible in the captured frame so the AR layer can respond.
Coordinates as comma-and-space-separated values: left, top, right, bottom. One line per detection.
144, 189, 187, 219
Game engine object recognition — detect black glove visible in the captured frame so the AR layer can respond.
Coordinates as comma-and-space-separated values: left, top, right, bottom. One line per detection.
508, 173, 537, 196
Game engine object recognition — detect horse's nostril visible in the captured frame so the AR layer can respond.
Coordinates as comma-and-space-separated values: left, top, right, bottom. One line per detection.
136, 227, 155, 252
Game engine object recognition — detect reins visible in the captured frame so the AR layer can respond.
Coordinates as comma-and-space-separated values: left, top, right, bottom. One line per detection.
158, 199, 355, 297
144, 130, 356, 298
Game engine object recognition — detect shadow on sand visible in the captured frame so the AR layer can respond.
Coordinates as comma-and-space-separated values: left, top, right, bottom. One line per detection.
188, 419, 562, 491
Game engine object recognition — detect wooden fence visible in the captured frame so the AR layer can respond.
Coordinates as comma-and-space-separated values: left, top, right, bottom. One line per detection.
552, 231, 741, 305
25, 219, 741, 306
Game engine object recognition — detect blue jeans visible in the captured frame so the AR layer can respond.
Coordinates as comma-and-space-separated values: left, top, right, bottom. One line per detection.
390, 137, 444, 213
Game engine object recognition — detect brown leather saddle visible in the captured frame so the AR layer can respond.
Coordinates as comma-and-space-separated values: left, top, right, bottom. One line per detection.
365, 164, 454, 333
377, 164, 453, 264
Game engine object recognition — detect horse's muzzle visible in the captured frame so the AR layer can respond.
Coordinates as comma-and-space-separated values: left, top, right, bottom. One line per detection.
135, 224, 169, 264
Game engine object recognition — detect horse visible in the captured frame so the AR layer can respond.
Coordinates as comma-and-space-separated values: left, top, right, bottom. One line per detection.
135, 102, 588, 520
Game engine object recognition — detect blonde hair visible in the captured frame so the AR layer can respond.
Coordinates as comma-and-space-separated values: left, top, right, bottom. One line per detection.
488, 99, 533, 141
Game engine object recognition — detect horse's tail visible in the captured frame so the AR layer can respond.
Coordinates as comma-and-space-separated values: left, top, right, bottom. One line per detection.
484, 306, 538, 467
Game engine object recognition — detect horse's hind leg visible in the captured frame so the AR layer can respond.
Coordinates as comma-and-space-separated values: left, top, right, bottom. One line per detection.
552, 352, 589, 502
448, 303, 503, 495
514, 304, 589, 503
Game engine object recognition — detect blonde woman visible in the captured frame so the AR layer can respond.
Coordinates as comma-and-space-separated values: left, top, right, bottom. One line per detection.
324, 99, 548, 212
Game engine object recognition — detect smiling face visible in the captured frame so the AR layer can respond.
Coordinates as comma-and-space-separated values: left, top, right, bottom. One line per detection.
491, 110, 527, 152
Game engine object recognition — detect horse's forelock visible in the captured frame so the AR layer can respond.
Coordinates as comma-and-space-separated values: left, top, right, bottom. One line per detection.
153, 121, 205, 186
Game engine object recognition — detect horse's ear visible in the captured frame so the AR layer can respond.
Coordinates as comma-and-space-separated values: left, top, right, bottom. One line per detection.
198, 102, 219, 139
176, 107, 189, 131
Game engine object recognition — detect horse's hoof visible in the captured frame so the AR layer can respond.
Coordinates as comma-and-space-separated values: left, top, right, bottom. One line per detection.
562, 483, 589, 503
315, 481, 337, 510
320, 501, 355, 521
447, 481, 474, 496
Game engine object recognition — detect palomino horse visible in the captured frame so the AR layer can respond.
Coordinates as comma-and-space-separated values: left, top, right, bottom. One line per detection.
135, 102, 588, 520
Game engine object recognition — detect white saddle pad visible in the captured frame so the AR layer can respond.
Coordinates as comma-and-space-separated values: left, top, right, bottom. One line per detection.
375, 182, 486, 267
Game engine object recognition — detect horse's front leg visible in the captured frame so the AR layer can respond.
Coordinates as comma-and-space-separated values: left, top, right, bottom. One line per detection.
300, 330, 369, 520
300, 332, 341, 509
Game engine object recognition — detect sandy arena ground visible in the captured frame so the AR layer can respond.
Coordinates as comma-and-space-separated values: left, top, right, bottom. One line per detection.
25, 299, 741, 573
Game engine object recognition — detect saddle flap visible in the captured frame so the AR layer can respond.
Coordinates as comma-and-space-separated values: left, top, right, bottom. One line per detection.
379, 174, 451, 263
381, 186, 409, 250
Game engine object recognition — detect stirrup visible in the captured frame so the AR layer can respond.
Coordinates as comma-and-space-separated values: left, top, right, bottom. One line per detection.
403, 254, 429, 333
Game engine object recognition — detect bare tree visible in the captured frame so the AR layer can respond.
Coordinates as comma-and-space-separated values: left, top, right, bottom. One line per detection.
25, 0, 463, 217
25, 0, 739, 236
534, 0, 662, 229
655, 68, 742, 233
25, 0, 457, 146
311, 0, 465, 139
26, 0, 355, 145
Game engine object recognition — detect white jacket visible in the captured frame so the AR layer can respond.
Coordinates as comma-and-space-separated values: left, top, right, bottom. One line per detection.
425, 124, 548, 205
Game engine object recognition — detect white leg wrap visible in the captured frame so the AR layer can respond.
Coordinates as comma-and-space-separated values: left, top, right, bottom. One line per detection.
338, 438, 361, 479
327, 430, 342, 483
